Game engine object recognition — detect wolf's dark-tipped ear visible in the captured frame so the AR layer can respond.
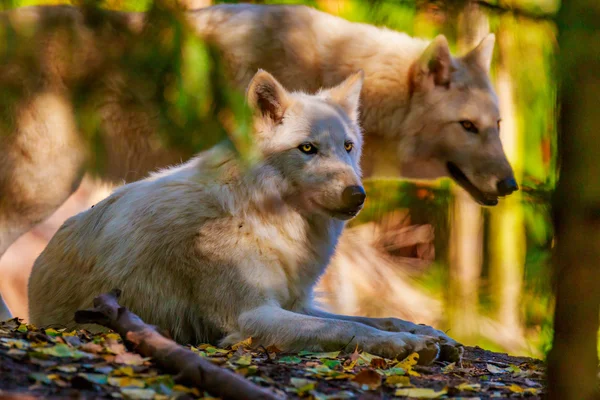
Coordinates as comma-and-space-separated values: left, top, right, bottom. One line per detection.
327, 70, 364, 122
464, 33, 495, 73
247, 69, 290, 123
411, 35, 453, 92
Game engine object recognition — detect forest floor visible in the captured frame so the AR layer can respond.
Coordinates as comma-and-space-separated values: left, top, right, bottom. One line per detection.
0, 317, 545, 399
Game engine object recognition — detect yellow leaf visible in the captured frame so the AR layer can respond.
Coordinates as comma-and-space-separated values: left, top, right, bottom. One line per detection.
508, 384, 526, 393
172, 385, 201, 396
394, 353, 420, 377
394, 387, 448, 398
1, 338, 29, 349
204, 346, 230, 355
441, 362, 455, 373
456, 382, 481, 391
44, 328, 61, 337
231, 337, 252, 350
290, 377, 316, 394
108, 376, 146, 388
385, 375, 411, 387
235, 354, 252, 366
62, 330, 78, 337
113, 366, 135, 377
105, 333, 121, 341
235, 365, 258, 377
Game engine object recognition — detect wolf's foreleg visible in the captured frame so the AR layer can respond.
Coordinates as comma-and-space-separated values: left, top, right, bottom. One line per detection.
303, 307, 462, 362
222, 305, 440, 363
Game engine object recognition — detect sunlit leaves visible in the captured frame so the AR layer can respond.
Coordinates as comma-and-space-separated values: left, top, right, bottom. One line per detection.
395, 387, 448, 398
298, 350, 341, 359
34, 343, 94, 359
1, 317, 546, 397
394, 352, 420, 377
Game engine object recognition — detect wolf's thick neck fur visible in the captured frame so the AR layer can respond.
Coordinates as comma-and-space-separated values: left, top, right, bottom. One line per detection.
146, 142, 346, 305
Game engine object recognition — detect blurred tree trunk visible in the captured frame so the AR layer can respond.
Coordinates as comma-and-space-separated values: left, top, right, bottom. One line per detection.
547, 2, 600, 399
488, 14, 526, 349
447, 0, 487, 343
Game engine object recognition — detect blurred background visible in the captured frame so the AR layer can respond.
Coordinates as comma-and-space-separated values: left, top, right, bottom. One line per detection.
0, 0, 559, 359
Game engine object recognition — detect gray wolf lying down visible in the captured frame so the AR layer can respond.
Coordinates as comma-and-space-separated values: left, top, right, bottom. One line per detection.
28, 70, 461, 363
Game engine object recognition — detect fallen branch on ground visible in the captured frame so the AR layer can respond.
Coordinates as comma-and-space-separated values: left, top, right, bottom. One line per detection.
74, 289, 278, 400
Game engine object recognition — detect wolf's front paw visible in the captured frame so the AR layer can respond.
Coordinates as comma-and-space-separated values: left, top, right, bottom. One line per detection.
377, 318, 463, 362
364, 332, 440, 365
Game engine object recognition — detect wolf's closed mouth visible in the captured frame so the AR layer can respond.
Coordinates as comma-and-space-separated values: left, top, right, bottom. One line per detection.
446, 162, 498, 206
323, 206, 361, 219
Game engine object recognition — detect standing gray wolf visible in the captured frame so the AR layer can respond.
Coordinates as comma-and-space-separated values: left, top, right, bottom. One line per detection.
1, 4, 516, 320
28, 70, 461, 363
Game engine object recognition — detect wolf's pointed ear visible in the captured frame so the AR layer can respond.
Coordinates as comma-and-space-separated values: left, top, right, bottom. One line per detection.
412, 35, 453, 92
327, 70, 364, 122
247, 69, 290, 123
464, 33, 495, 73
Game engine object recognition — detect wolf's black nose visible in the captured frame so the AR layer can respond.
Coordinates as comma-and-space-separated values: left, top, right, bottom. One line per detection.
496, 177, 519, 196
342, 185, 366, 209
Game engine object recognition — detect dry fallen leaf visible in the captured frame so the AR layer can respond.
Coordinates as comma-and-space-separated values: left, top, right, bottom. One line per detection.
106, 340, 127, 355
352, 369, 381, 390
115, 352, 146, 366
231, 337, 252, 350
456, 382, 481, 392
370, 357, 387, 369
79, 342, 103, 354
486, 364, 506, 374
120, 388, 156, 399
394, 387, 448, 398
265, 344, 282, 354
108, 376, 146, 388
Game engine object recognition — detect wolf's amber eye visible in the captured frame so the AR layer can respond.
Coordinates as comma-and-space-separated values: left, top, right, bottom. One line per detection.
460, 120, 479, 134
344, 141, 354, 152
299, 143, 318, 155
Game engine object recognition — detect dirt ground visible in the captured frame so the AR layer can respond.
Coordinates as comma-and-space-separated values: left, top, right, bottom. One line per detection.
0, 317, 545, 399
